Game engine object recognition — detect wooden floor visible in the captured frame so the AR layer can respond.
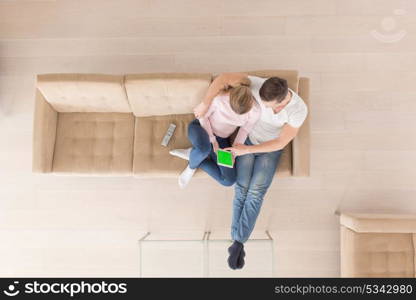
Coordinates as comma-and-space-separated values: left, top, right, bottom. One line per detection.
1, 0, 416, 277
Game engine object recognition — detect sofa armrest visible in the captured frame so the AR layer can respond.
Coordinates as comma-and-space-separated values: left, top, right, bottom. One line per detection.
32, 89, 58, 173
292, 77, 310, 176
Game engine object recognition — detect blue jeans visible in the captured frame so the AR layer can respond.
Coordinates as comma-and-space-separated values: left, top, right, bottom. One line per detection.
188, 119, 236, 186
231, 138, 283, 243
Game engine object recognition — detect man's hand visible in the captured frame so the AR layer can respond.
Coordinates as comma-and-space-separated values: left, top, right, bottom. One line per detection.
224, 144, 251, 157
194, 102, 209, 119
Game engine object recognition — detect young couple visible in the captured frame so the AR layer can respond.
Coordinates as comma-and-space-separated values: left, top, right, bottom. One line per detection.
169, 72, 308, 270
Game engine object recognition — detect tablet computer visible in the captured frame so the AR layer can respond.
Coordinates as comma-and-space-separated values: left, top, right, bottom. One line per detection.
217, 149, 234, 168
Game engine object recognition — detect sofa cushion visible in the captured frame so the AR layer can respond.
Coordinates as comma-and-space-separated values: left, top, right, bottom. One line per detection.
133, 114, 291, 178
247, 70, 299, 92
53, 112, 134, 174
125, 73, 211, 117
37, 74, 131, 113
276, 143, 292, 177
133, 114, 206, 177
341, 226, 414, 277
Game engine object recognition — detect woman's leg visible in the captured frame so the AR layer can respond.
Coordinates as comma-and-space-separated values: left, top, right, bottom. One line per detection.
188, 120, 235, 186
187, 119, 212, 169
200, 136, 236, 186
233, 149, 283, 243
198, 136, 236, 186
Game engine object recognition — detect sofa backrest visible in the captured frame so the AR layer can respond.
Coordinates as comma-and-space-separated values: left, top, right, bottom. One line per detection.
36, 74, 131, 113
124, 73, 211, 117
36, 71, 299, 114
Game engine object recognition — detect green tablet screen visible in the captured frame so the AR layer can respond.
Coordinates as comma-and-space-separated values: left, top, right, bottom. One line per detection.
217, 149, 233, 167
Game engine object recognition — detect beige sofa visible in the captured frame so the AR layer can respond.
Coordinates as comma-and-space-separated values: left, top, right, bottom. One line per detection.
32, 70, 310, 177
340, 213, 416, 277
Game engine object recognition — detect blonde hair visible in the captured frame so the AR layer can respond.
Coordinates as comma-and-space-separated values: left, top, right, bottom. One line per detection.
222, 77, 253, 115
229, 85, 254, 114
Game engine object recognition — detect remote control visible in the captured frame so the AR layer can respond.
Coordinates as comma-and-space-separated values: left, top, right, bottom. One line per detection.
161, 123, 176, 147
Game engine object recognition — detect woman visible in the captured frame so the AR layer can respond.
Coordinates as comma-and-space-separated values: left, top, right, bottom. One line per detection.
169, 79, 261, 189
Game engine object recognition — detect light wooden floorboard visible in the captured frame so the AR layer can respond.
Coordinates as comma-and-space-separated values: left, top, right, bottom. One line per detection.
1, 0, 415, 277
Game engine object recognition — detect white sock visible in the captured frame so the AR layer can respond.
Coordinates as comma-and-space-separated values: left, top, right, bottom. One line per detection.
169, 147, 192, 161
178, 165, 196, 189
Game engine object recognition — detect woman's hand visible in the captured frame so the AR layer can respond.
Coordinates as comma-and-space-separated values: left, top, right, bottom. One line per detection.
193, 102, 209, 119
224, 144, 251, 157
212, 140, 220, 154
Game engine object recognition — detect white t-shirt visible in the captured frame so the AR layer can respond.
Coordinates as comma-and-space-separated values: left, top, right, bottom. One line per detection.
247, 75, 308, 145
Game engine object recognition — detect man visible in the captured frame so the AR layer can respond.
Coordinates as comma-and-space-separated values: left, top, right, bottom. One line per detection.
194, 72, 308, 270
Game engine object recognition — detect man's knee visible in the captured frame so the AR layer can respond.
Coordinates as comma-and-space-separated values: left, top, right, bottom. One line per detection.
235, 180, 249, 193
246, 185, 268, 202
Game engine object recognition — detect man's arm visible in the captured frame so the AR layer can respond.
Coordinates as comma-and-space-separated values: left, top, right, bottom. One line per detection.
225, 124, 299, 155
193, 72, 249, 118
249, 124, 299, 153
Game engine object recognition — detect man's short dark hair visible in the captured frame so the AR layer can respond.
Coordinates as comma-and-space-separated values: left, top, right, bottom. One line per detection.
259, 77, 289, 102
